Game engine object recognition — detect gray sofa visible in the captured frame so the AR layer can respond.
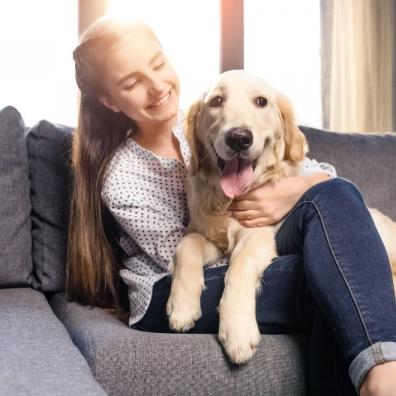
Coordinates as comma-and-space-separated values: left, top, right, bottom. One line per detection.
1, 105, 395, 395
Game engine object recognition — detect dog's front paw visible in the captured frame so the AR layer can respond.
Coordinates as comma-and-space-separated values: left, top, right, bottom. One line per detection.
218, 308, 261, 364
166, 290, 202, 332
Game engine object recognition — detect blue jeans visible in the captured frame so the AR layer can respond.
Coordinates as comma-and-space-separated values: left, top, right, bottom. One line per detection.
133, 177, 396, 395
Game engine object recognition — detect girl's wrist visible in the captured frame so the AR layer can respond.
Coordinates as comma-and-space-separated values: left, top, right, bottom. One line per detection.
296, 172, 330, 201
304, 172, 330, 189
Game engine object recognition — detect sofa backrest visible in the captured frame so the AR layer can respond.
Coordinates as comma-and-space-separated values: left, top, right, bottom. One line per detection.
301, 126, 396, 221
0, 106, 35, 288
1, 105, 395, 292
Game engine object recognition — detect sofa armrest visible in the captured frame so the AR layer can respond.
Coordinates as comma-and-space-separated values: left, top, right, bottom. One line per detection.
0, 288, 106, 396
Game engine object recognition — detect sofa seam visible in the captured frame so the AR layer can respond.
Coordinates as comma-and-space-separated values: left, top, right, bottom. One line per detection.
83, 327, 98, 378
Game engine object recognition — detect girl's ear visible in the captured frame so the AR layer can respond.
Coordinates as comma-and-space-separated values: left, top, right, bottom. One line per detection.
275, 91, 308, 163
98, 95, 120, 113
184, 97, 205, 175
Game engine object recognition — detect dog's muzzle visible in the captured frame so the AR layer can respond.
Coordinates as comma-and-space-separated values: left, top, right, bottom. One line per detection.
216, 127, 257, 172
216, 154, 258, 172
225, 128, 253, 152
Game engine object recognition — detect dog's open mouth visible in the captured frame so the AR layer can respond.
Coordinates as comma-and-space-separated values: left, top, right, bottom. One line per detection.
216, 153, 258, 199
216, 154, 258, 172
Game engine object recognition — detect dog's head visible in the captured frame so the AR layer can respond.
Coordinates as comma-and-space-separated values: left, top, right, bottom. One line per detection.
185, 70, 308, 198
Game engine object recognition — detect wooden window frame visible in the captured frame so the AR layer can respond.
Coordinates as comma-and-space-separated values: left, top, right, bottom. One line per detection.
78, 0, 107, 35
220, 0, 244, 72
78, 0, 244, 73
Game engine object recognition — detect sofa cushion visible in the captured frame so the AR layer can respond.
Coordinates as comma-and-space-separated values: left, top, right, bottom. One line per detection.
301, 126, 396, 220
0, 106, 35, 287
49, 292, 307, 395
26, 120, 73, 292
0, 288, 106, 396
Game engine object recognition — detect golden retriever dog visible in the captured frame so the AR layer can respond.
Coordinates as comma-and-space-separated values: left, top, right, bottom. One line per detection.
165, 70, 396, 365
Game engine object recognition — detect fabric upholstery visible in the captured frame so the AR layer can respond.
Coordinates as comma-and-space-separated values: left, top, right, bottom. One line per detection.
0, 288, 106, 396
49, 292, 307, 396
0, 106, 35, 287
26, 120, 73, 292
2, 104, 394, 395
301, 126, 396, 220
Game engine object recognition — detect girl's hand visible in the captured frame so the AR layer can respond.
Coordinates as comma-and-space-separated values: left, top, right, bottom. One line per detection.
230, 172, 330, 227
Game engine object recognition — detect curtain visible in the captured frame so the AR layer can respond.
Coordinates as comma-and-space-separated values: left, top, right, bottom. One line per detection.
321, 0, 396, 133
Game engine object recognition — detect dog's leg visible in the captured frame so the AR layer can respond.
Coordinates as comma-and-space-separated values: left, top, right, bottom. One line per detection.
218, 226, 277, 364
166, 232, 223, 332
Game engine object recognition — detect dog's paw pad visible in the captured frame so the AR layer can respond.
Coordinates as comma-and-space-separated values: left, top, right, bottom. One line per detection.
166, 297, 202, 332
218, 320, 261, 364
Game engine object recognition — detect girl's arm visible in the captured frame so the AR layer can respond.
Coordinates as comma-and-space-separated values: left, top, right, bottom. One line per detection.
230, 159, 337, 227
102, 188, 185, 272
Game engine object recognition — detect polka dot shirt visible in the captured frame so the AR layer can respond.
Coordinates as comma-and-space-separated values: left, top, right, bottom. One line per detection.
101, 110, 337, 327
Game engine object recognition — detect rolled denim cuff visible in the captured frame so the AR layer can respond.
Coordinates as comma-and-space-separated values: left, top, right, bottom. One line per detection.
349, 341, 396, 392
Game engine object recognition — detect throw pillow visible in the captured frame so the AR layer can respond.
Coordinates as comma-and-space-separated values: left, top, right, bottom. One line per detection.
0, 106, 35, 287
26, 120, 74, 292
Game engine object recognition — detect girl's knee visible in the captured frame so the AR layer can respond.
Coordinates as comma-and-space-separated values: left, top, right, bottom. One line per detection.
308, 177, 364, 203
323, 176, 355, 188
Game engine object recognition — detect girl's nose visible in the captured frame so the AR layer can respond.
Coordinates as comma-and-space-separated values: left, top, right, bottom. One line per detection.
147, 75, 165, 95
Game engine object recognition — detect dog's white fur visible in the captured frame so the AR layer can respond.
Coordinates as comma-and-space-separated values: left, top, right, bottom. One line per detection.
165, 70, 396, 364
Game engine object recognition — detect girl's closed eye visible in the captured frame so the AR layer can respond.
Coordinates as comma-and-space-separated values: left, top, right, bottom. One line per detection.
125, 80, 139, 90
154, 61, 165, 70
125, 62, 165, 90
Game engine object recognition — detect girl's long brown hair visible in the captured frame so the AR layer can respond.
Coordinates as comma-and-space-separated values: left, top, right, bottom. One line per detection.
66, 18, 154, 323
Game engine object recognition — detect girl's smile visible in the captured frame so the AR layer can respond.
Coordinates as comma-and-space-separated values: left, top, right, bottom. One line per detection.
146, 88, 175, 110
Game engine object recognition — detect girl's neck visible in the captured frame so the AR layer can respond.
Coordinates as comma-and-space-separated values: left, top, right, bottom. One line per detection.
131, 113, 184, 162
133, 114, 177, 148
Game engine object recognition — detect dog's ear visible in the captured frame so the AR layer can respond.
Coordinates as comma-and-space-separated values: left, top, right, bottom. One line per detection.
275, 91, 308, 163
184, 97, 205, 175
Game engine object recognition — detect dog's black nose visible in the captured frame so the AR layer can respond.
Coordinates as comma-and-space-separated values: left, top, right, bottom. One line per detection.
225, 128, 253, 152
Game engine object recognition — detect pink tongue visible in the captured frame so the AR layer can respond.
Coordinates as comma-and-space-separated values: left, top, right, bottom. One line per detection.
219, 158, 254, 198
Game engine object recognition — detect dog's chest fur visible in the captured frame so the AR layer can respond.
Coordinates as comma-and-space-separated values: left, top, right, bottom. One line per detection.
185, 161, 300, 255
186, 178, 231, 253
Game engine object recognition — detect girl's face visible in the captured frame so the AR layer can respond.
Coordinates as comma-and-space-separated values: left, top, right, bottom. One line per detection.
98, 32, 180, 129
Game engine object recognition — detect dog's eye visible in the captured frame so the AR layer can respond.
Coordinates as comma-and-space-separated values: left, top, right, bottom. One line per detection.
255, 97, 268, 107
209, 96, 224, 107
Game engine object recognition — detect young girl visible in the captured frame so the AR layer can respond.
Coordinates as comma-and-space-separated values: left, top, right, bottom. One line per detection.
67, 16, 396, 396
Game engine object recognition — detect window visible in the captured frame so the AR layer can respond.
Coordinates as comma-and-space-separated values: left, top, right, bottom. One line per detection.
0, 1, 78, 127
244, 0, 322, 128
1, 1, 321, 128
106, 0, 220, 110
